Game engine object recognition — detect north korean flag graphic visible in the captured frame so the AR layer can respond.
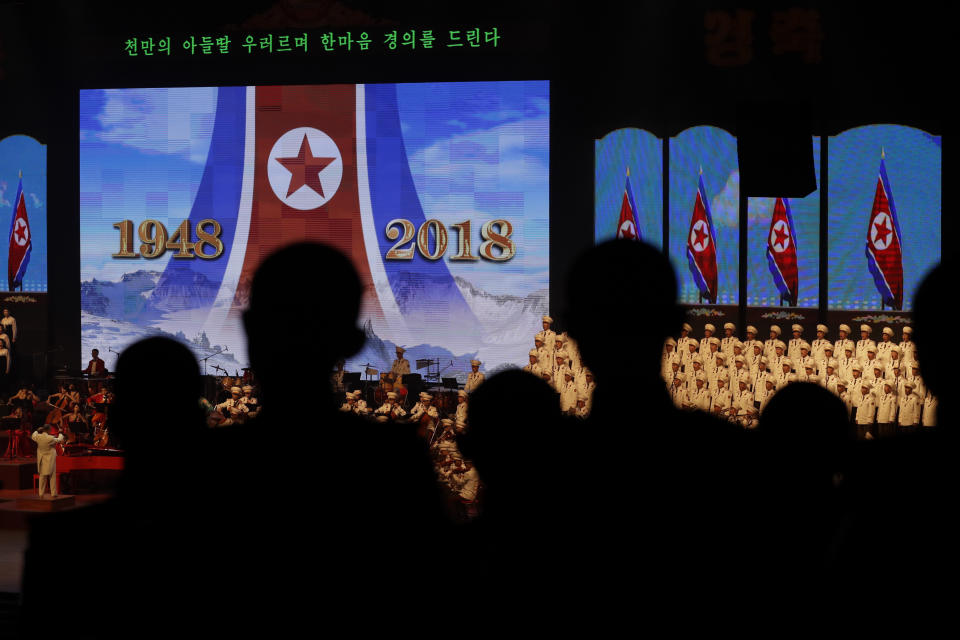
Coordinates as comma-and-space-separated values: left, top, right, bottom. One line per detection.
158, 85, 479, 337
864, 154, 904, 310
615, 168, 642, 241
7, 176, 32, 291
686, 172, 718, 303
766, 197, 799, 306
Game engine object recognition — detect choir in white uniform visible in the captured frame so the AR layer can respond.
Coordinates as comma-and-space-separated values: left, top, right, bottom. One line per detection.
660, 321, 937, 438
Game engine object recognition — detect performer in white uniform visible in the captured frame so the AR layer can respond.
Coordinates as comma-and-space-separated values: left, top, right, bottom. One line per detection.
465, 360, 485, 393
32, 425, 65, 498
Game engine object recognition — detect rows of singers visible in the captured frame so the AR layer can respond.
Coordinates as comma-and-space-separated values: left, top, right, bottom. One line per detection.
663, 321, 937, 436
523, 315, 594, 418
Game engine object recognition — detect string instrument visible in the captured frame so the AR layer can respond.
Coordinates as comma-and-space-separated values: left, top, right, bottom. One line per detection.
92, 412, 109, 448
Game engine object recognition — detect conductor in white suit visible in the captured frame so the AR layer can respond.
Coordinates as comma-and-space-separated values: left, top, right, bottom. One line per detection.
32, 424, 65, 498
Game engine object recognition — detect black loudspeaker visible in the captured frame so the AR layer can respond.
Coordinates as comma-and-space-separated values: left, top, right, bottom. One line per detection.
737, 100, 817, 198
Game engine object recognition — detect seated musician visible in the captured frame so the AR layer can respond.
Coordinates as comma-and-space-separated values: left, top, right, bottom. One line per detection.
339, 391, 356, 412
47, 385, 71, 410
215, 386, 249, 425
374, 391, 407, 421
83, 349, 108, 377
390, 346, 411, 384
240, 385, 260, 418
408, 392, 439, 437
64, 402, 89, 441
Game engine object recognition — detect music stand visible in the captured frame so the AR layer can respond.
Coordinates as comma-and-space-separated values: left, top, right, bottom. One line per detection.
442, 377, 459, 389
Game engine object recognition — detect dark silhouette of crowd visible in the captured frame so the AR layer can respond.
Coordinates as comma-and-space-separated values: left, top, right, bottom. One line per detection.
19, 240, 953, 634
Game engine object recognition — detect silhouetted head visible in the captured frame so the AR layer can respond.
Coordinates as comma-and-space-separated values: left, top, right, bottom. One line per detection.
459, 370, 562, 500
757, 382, 851, 490
564, 239, 681, 385
112, 337, 204, 454
913, 260, 948, 398
243, 243, 365, 398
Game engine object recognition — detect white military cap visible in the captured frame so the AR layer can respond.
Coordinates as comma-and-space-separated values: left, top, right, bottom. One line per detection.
542, 315, 553, 324
836, 378, 848, 388
733, 340, 743, 349
882, 327, 894, 336
386, 392, 398, 399
902, 326, 913, 335
440, 418, 454, 426
230, 386, 242, 394
716, 376, 726, 384
774, 340, 786, 350
577, 390, 590, 401
911, 362, 920, 369
839, 324, 851, 334
860, 324, 872, 333
753, 343, 763, 352
792, 324, 803, 333
470, 359, 481, 366
242, 385, 253, 392
734, 355, 745, 363
765, 373, 776, 383
688, 339, 700, 348
690, 354, 702, 364
674, 372, 686, 382
823, 344, 834, 351
709, 337, 720, 346
808, 375, 820, 384
844, 345, 854, 352
903, 380, 915, 389
704, 323, 716, 332
770, 325, 782, 336
529, 349, 538, 356
395, 345, 406, 353
851, 363, 863, 372
554, 351, 568, 359
421, 393, 433, 401
860, 380, 872, 389
826, 358, 837, 368
345, 391, 354, 399
804, 362, 815, 371
682, 323, 693, 332
534, 335, 544, 343
737, 369, 751, 382
715, 352, 726, 363
867, 345, 877, 353
781, 358, 792, 367
724, 322, 735, 330
788, 373, 798, 383
695, 371, 706, 381
890, 345, 901, 354
759, 356, 768, 364
665, 337, 677, 346
555, 335, 565, 344
873, 364, 883, 371
799, 341, 811, 350
746, 325, 758, 335
458, 390, 468, 398
816, 324, 828, 333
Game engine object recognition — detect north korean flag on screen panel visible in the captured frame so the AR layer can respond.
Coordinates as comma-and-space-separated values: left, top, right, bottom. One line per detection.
864, 155, 904, 310
615, 170, 643, 241
686, 173, 718, 303
766, 197, 799, 305
7, 177, 32, 290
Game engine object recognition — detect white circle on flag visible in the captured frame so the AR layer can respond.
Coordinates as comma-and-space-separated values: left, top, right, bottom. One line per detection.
618, 219, 637, 239
870, 211, 893, 251
13, 217, 29, 246
267, 127, 343, 210
690, 220, 710, 252
770, 220, 790, 253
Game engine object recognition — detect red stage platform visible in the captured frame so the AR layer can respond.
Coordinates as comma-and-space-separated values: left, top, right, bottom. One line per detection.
0, 453, 123, 491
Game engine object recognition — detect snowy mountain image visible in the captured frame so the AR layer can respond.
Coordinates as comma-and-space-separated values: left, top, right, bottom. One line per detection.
81, 267, 548, 379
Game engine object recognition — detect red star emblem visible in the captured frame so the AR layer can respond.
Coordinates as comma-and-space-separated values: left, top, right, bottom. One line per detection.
873, 217, 892, 245
693, 225, 708, 248
619, 221, 636, 239
774, 224, 789, 248
276, 134, 336, 198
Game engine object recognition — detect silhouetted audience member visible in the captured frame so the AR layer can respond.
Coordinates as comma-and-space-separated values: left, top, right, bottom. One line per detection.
754, 383, 853, 589
21, 337, 207, 639
833, 260, 955, 610
206, 242, 447, 630
562, 239, 755, 606
457, 369, 570, 610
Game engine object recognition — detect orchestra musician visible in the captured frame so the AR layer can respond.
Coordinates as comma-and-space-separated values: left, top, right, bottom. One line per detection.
454, 390, 468, 432
409, 392, 439, 438
390, 346, 411, 383
0, 309, 16, 346
0, 342, 10, 377
83, 349, 108, 377
465, 360, 484, 393
239, 385, 260, 418
215, 386, 249, 425
374, 391, 407, 422
65, 402, 89, 441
